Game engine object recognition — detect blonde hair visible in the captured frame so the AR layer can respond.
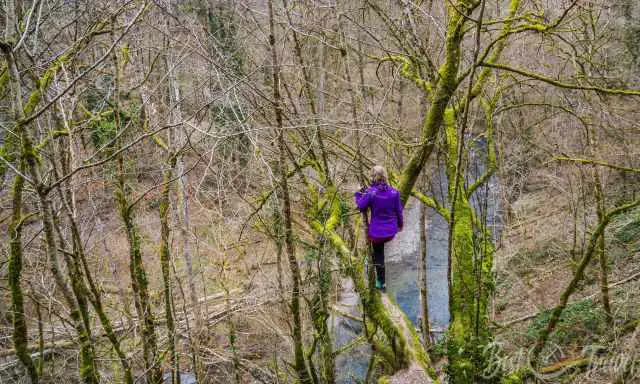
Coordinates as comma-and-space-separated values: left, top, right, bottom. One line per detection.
371, 165, 387, 183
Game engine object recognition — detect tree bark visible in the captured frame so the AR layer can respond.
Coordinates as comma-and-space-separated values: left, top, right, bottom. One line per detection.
267, 1, 311, 382
7, 164, 38, 384
164, 15, 202, 374
419, 202, 431, 348
3, 43, 99, 384
159, 157, 180, 384
396, 3, 468, 203
593, 171, 612, 325
112, 35, 161, 383
2, 29, 38, 382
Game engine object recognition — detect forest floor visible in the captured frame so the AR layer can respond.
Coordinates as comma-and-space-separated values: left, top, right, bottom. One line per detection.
492, 176, 640, 382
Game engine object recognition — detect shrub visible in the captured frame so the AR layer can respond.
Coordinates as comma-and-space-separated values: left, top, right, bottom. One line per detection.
526, 299, 605, 347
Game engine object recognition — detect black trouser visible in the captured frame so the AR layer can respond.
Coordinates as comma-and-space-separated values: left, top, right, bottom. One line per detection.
372, 242, 385, 286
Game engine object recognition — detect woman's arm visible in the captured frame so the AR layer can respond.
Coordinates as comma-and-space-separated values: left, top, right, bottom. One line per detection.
355, 188, 373, 211
395, 191, 404, 230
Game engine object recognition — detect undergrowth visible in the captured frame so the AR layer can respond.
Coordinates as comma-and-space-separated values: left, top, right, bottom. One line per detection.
526, 299, 605, 348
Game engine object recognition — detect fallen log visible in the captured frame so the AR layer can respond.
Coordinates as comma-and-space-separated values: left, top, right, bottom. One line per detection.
0, 289, 249, 360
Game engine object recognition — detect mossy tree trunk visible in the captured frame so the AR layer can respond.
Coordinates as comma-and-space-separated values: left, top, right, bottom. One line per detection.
593, 171, 612, 325
406, 96, 498, 382
3, 34, 38, 383
111, 38, 161, 383
267, 1, 312, 382
396, 2, 470, 204
7, 162, 38, 383
116, 186, 162, 383
159, 156, 181, 384
442, 99, 498, 382
2, 44, 99, 384
310, 230, 335, 383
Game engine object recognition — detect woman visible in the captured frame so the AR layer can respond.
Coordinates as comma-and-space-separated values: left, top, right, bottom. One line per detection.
354, 165, 403, 291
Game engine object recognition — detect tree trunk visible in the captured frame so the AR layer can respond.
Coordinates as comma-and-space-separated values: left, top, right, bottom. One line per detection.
443, 109, 494, 382
7, 166, 39, 384
159, 157, 180, 384
112, 37, 161, 383
396, 3, 467, 203
593, 171, 612, 325
3, 44, 99, 384
164, 18, 202, 374
3, 33, 38, 383
117, 186, 162, 384
312, 235, 335, 384
419, 202, 431, 348
267, 1, 311, 382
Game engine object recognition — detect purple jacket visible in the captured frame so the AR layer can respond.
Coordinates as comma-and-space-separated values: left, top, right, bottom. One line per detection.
355, 182, 404, 243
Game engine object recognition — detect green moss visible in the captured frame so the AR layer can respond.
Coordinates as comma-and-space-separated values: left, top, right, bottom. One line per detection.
526, 299, 605, 348
0, 65, 9, 91
614, 209, 640, 244
8, 172, 39, 383
121, 44, 130, 68
444, 110, 495, 382
501, 371, 525, 384
386, 55, 433, 93
396, 5, 466, 203
23, 90, 42, 116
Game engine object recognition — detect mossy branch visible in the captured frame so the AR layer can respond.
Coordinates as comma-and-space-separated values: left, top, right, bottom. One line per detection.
378, 55, 433, 94
466, 97, 498, 198
551, 157, 640, 173
396, 5, 468, 203
411, 189, 450, 221
480, 62, 640, 96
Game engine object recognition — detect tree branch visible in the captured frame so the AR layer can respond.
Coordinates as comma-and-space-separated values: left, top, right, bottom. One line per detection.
480, 62, 640, 96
